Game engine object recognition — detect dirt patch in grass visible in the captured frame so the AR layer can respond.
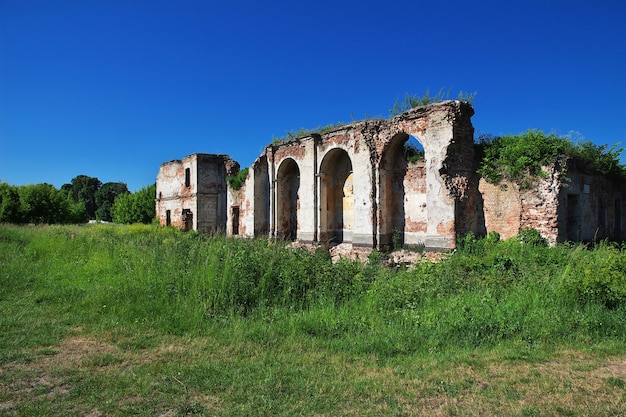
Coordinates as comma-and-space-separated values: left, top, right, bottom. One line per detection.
601, 358, 626, 377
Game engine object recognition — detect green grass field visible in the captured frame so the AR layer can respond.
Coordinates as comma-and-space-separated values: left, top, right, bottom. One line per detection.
1, 224, 625, 416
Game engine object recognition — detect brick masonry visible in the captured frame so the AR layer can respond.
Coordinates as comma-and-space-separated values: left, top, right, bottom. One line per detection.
156, 101, 626, 249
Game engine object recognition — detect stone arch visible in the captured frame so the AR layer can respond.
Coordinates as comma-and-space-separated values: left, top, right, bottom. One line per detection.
319, 148, 353, 244
276, 158, 300, 241
379, 133, 427, 248
253, 155, 270, 237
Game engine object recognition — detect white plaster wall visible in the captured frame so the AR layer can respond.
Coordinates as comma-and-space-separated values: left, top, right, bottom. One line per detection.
350, 143, 374, 246
298, 140, 316, 242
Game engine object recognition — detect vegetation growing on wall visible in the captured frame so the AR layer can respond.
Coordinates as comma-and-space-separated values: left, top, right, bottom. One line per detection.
271, 88, 476, 144
569, 140, 626, 179
477, 130, 626, 188
389, 88, 477, 116
272, 122, 347, 144
226, 167, 249, 190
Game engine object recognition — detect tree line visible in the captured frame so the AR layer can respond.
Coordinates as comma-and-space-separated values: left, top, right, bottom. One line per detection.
0, 175, 156, 225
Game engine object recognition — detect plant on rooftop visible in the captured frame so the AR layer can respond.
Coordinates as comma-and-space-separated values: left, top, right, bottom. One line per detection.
272, 122, 346, 144
477, 130, 568, 188
389, 88, 477, 116
569, 140, 625, 180
477, 130, 626, 188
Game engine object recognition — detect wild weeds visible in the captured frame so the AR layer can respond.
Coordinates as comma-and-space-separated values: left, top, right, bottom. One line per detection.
2, 224, 626, 415
1, 224, 625, 356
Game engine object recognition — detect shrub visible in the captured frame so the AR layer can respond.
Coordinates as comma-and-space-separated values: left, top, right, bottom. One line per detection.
517, 228, 548, 247
477, 130, 568, 188
477, 130, 626, 187
569, 141, 626, 180
226, 167, 249, 190
559, 243, 626, 309
111, 184, 156, 224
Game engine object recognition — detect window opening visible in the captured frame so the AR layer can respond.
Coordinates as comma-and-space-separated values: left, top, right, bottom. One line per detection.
232, 206, 240, 235
404, 135, 425, 163
182, 209, 193, 232
599, 197, 606, 229
615, 198, 621, 238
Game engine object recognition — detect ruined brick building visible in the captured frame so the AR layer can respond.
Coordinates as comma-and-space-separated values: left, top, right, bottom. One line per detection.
156, 101, 625, 249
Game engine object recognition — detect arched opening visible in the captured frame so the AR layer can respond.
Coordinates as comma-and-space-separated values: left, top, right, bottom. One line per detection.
276, 158, 300, 241
380, 134, 427, 249
319, 148, 353, 244
404, 135, 424, 163
253, 155, 270, 237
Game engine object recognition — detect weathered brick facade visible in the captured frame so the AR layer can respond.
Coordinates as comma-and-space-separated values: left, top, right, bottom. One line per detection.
156, 100, 626, 249
156, 154, 236, 233
479, 161, 625, 245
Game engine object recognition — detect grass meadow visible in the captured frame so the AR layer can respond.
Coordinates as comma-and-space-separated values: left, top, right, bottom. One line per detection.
1, 223, 625, 416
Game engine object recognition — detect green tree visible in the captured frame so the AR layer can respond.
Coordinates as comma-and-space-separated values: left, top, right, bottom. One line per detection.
111, 183, 156, 224
0, 182, 21, 223
110, 193, 134, 224
63, 175, 102, 219
18, 183, 71, 224
95, 182, 129, 221
67, 196, 89, 224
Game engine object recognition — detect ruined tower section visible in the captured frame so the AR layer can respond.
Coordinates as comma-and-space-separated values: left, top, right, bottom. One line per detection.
156, 154, 234, 233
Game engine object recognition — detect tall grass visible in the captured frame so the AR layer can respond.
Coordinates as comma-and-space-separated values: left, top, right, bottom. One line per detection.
1, 223, 625, 360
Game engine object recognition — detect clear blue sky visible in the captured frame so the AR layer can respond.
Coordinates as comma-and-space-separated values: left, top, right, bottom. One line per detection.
1, 0, 625, 191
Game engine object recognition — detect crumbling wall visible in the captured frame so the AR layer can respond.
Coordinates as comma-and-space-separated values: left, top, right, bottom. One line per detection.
196, 154, 232, 233
479, 166, 564, 245
479, 161, 626, 245
404, 160, 428, 239
375, 101, 479, 249
518, 168, 562, 245
558, 162, 625, 242
158, 101, 478, 251
156, 157, 197, 230
479, 179, 521, 240
156, 154, 233, 233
